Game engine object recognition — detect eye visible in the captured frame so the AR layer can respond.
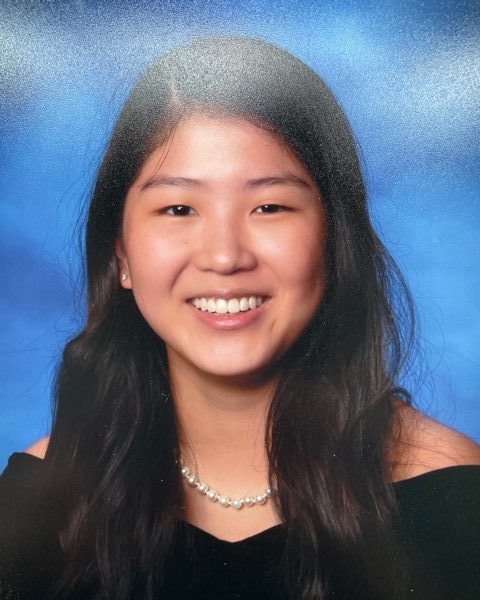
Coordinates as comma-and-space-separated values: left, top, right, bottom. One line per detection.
164, 205, 196, 216
254, 204, 289, 214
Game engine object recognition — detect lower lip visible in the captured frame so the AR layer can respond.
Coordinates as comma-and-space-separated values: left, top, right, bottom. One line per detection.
188, 300, 268, 330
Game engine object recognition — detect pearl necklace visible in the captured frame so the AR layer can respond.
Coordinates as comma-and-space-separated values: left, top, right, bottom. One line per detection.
180, 464, 272, 510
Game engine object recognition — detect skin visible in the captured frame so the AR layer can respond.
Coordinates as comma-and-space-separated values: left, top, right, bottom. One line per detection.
115, 114, 327, 538
117, 114, 327, 384
26, 114, 480, 542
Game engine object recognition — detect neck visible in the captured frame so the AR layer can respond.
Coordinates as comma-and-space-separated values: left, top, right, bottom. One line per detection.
168, 355, 276, 496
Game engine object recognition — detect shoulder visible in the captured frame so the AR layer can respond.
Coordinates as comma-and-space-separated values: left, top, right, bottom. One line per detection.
24, 436, 50, 460
390, 401, 480, 482
391, 428, 480, 598
0, 442, 60, 598
0, 440, 49, 507
0, 448, 50, 547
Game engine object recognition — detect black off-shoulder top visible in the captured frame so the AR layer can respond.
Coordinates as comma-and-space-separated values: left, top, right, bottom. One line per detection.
0, 453, 479, 599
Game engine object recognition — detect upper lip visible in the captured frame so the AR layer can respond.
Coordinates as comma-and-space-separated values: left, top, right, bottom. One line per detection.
187, 289, 271, 301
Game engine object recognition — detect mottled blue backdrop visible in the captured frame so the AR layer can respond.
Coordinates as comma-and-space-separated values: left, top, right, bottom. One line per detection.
1, 0, 479, 469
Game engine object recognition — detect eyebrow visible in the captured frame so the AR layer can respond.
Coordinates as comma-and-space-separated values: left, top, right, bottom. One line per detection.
246, 175, 312, 190
139, 173, 313, 191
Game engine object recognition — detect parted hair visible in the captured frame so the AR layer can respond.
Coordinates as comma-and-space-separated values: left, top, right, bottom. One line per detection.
46, 36, 414, 599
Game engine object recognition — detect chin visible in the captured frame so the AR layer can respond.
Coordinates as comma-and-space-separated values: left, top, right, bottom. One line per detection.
190, 351, 283, 384
198, 363, 267, 380
166, 339, 288, 384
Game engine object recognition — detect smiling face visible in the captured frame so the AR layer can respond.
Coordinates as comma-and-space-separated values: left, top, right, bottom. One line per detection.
117, 114, 327, 383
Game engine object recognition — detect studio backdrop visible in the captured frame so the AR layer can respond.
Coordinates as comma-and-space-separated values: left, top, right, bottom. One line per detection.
1, 0, 479, 469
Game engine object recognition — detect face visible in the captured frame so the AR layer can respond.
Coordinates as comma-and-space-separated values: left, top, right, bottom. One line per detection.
117, 114, 327, 383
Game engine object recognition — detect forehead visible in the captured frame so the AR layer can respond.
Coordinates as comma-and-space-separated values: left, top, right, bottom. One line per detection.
134, 113, 314, 186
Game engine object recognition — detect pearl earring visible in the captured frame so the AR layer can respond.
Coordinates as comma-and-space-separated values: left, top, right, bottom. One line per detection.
121, 273, 128, 281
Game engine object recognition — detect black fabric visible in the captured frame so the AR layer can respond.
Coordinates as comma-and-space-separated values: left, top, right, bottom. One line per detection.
0, 452, 479, 599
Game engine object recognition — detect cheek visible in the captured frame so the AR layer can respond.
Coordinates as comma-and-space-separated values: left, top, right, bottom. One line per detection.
267, 224, 326, 293
125, 231, 185, 293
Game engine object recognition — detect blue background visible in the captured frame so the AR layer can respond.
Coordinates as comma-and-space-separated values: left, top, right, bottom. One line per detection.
1, 0, 479, 470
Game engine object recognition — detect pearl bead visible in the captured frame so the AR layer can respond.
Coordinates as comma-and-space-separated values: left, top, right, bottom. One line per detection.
180, 462, 271, 509
197, 483, 208, 494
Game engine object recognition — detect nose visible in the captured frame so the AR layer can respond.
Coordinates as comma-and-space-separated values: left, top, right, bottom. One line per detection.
193, 215, 257, 274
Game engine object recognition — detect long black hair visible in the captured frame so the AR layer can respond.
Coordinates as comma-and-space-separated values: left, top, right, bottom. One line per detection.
46, 36, 414, 599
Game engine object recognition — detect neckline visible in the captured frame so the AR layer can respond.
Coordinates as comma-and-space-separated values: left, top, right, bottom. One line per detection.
180, 519, 284, 545
12, 453, 480, 546
177, 464, 480, 545
391, 463, 479, 485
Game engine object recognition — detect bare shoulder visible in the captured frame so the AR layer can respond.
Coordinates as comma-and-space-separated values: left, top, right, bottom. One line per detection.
24, 435, 50, 459
390, 401, 480, 481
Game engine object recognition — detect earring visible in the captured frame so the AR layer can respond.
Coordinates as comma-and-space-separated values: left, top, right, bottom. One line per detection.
121, 273, 128, 281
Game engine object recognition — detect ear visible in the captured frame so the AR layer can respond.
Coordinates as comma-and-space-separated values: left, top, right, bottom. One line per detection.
115, 239, 132, 289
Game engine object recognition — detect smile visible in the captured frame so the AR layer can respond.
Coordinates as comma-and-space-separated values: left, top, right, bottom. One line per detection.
191, 296, 267, 315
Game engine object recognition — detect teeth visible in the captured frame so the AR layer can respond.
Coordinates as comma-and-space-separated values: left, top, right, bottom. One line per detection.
192, 295, 266, 314
227, 298, 240, 314
216, 299, 228, 314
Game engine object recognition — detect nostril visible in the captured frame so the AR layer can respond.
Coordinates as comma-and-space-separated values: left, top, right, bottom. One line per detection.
193, 244, 258, 274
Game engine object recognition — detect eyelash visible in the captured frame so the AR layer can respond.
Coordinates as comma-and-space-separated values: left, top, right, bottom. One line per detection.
254, 204, 289, 214
163, 204, 289, 216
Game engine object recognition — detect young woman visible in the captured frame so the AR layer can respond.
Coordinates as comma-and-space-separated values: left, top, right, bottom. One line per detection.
1, 36, 479, 600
